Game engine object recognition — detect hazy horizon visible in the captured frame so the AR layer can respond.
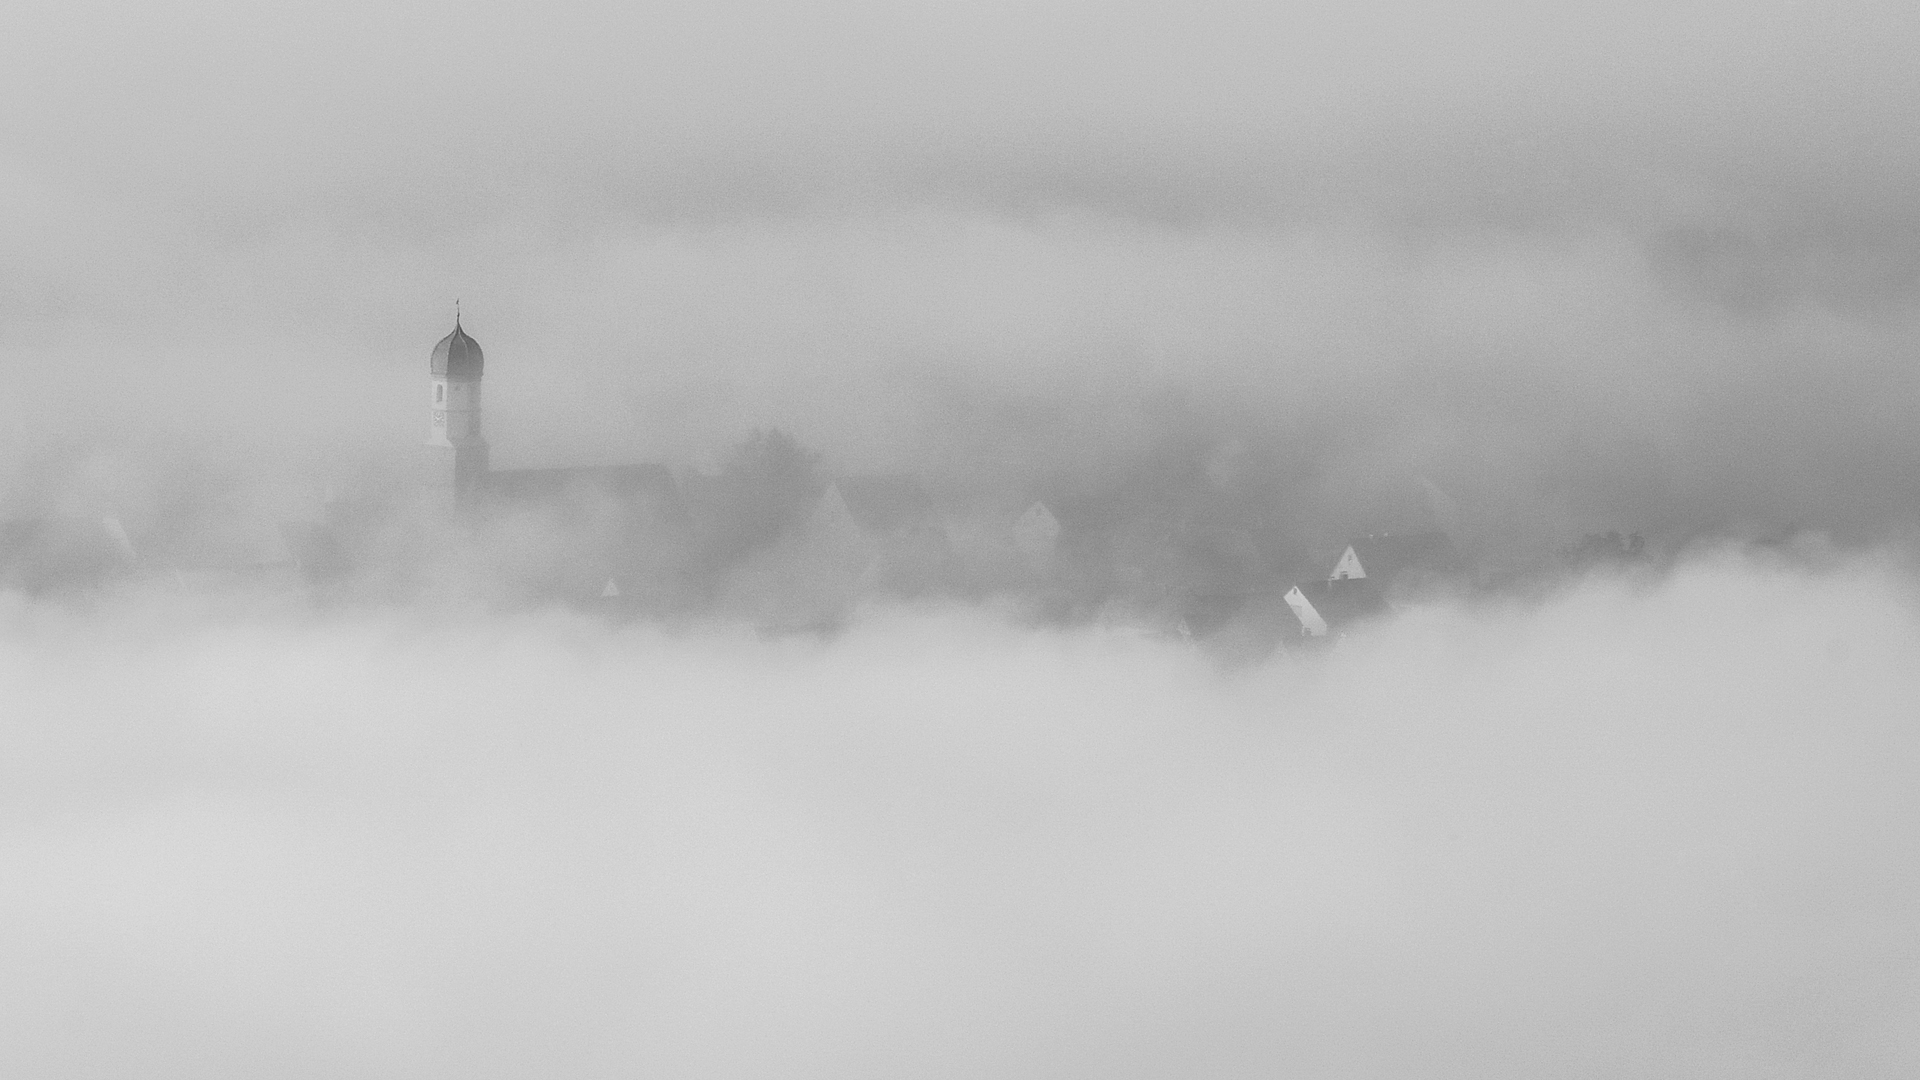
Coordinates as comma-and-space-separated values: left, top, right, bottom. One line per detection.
7, 0, 1920, 549
6, 1, 1920, 1075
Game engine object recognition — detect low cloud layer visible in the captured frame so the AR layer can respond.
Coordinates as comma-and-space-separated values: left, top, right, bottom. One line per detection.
4, 553, 1918, 1078
8, 7, 1920, 1069
8, 1, 1920, 551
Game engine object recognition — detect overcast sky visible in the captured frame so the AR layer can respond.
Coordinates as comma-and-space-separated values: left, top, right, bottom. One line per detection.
7, 0, 1920, 544
10, 7, 1920, 1075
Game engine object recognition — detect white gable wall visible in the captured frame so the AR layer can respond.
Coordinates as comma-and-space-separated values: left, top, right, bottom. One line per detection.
1284, 586, 1328, 636
1012, 501, 1061, 564
1331, 545, 1366, 580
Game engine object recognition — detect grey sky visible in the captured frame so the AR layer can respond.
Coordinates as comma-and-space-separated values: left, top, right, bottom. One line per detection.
8, 7, 1920, 1074
5, 0, 1920, 537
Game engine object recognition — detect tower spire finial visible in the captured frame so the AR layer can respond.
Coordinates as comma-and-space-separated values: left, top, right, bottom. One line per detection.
455, 298, 460, 327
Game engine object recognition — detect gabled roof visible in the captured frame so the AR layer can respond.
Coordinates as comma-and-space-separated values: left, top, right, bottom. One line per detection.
1335, 531, 1455, 583
1175, 591, 1249, 638
1286, 577, 1391, 631
1013, 500, 1060, 539
486, 463, 675, 497
831, 475, 941, 538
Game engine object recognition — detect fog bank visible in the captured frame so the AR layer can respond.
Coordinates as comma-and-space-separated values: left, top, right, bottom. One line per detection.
3, 554, 1919, 1077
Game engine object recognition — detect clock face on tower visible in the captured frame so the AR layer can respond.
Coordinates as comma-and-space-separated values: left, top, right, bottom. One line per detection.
433, 410, 446, 425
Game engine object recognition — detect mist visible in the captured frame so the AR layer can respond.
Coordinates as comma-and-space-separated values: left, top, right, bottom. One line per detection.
7, 0, 1920, 549
1, 555, 1917, 1077
7, 1, 1920, 1073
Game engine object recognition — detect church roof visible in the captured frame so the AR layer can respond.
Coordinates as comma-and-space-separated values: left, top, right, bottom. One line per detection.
487, 463, 676, 498
483, 464, 690, 527
430, 319, 484, 379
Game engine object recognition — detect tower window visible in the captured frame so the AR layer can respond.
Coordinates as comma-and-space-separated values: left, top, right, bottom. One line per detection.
435, 384, 445, 403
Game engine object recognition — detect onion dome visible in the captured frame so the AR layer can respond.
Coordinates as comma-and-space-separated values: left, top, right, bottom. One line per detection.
430, 318, 484, 379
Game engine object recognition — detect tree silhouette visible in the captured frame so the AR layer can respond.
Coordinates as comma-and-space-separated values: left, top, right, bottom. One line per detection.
698, 428, 823, 571
1563, 530, 1647, 570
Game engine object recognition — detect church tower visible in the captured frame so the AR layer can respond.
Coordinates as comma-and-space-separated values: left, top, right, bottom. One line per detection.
422, 313, 490, 503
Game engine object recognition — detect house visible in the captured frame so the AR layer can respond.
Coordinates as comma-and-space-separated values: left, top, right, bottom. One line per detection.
802, 474, 951, 589
709, 473, 952, 631
1283, 578, 1390, 639
1328, 531, 1457, 591
1192, 581, 1299, 663
1011, 500, 1061, 568
825, 475, 945, 542
399, 315, 699, 608
477, 464, 694, 608
1283, 531, 1457, 639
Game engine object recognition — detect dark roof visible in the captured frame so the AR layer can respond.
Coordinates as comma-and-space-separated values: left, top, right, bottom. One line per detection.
833, 475, 941, 538
1292, 577, 1391, 629
1343, 531, 1455, 583
1175, 591, 1249, 637
430, 319, 484, 380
